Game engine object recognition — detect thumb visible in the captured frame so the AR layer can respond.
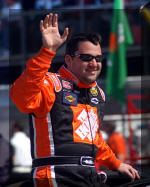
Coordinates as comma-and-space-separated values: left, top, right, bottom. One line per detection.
61, 27, 69, 42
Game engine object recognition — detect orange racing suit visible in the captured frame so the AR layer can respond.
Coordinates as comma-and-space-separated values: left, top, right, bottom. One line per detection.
10, 46, 121, 187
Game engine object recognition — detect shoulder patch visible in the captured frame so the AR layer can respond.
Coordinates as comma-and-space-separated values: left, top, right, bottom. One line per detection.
46, 73, 62, 92
97, 86, 105, 102
62, 80, 73, 90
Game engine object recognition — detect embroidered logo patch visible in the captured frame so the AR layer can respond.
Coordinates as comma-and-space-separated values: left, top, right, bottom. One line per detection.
91, 98, 99, 104
63, 91, 78, 106
75, 109, 98, 141
90, 87, 98, 96
62, 80, 73, 90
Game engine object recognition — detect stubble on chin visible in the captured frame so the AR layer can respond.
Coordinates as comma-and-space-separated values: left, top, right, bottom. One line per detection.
81, 70, 101, 84
82, 76, 97, 85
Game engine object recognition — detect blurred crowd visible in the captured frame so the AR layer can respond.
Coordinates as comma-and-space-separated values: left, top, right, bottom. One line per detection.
0, 0, 141, 59
0, 121, 32, 186
0, 0, 137, 12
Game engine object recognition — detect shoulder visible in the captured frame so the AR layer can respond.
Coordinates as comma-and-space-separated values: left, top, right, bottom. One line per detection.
45, 72, 62, 92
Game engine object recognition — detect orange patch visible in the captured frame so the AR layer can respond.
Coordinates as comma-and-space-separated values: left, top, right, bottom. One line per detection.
71, 105, 99, 145
109, 33, 117, 52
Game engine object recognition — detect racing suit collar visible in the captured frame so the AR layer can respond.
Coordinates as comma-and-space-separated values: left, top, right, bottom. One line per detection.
58, 65, 97, 88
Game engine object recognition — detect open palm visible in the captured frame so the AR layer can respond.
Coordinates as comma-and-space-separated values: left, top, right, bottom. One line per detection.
40, 13, 69, 51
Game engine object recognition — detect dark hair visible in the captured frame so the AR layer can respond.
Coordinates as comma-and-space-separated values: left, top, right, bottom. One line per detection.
102, 121, 116, 134
65, 33, 102, 55
13, 121, 24, 132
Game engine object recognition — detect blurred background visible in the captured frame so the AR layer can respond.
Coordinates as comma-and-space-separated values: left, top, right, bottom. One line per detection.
0, 0, 150, 186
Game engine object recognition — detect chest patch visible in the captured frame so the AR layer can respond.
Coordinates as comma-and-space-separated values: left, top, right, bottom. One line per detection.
63, 91, 78, 106
62, 80, 73, 90
75, 109, 98, 142
91, 98, 99, 104
90, 87, 98, 96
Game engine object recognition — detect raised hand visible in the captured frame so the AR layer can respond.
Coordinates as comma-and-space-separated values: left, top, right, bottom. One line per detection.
40, 13, 69, 51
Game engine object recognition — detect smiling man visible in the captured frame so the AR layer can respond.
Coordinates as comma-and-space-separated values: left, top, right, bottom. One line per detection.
65, 37, 102, 85
10, 13, 140, 187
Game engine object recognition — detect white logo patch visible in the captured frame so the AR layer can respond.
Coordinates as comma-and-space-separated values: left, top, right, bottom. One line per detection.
75, 109, 98, 141
62, 80, 73, 90
91, 98, 99, 104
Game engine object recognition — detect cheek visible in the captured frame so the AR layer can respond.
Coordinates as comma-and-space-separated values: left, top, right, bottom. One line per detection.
75, 63, 85, 71
80, 65, 88, 74
71, 64, 81, 75
98, 63, 102, 70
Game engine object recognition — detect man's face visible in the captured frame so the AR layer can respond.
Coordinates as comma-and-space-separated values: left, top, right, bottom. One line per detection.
66, 41, 102, 85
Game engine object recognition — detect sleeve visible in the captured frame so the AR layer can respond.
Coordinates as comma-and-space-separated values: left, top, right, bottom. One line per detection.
10, 46, 56, 117
95, 131, 121, 170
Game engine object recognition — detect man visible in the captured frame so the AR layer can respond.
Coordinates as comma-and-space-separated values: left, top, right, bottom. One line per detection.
10, 13, 140, 187
10, 122, 32, 174
103, 122, 127, 163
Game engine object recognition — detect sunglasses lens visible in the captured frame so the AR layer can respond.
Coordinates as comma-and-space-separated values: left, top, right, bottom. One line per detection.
72, 54, 103, 62
95, 55, 102, 62
81, 55, 102, 62
80, 54, 92, 61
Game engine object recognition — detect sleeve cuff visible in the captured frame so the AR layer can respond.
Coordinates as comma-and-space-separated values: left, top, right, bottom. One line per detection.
37, 46, 56, 62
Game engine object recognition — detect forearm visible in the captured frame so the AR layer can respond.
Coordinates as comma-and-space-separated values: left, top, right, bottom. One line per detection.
95, 135, 121, 170
10, 47, 56, 114
10, 12, 68, 116
25, 46, 55, 82
96, 145, 121, 170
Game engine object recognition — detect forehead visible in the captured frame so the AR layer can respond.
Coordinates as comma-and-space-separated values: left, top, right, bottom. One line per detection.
77, 41, 102, 55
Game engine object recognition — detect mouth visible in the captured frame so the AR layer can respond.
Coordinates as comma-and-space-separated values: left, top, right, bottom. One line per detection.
86, 69, 97, 75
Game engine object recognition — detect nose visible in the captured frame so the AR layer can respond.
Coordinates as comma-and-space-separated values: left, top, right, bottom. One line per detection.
88, 58, 97, 67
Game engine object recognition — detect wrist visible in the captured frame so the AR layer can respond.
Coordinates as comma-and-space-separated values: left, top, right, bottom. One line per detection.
42, 46, 57, 53
42, 45, 57, 52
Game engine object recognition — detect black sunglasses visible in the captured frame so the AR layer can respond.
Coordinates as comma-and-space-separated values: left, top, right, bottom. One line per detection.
71, 54, 103, 63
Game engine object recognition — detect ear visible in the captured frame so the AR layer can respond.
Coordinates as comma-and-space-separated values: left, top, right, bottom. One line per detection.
65, 55, 72, 69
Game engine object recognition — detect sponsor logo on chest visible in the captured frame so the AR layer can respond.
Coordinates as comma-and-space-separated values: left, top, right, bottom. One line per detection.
63, 91, 78, 106
90, 87, 98, 96
75, 109, 98, 141
91, 98, 99, 104
62, 80, 73, 90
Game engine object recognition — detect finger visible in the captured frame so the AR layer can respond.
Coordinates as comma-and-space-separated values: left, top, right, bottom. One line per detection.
129, 168, 136, 180
136, 171, 140, 179
61, 27, 69, 42
133, 168, 140, 179
48, 13, 53, 26
131, 168, 140, 179
44, 15, 49, 29
40, 20, 44, 32
53, 14, 58, 27
126, 170, 134, 181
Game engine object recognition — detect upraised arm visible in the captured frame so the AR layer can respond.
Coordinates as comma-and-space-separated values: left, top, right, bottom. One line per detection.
10, 13, 68, 115
40, 13, 69, 51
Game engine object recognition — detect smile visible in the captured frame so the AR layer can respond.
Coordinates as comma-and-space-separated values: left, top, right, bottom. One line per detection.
87, 70, 97, 74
